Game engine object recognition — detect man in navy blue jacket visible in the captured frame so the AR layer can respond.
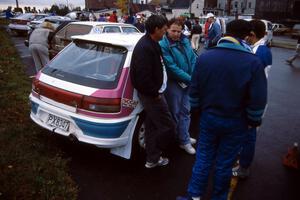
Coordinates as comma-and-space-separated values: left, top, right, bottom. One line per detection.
130, 15, 175, 169
232, 19, 272, 179
177, 20, 267, 200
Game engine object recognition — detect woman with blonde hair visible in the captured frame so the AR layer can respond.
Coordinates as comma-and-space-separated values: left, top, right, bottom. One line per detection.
29, 21, 55, 74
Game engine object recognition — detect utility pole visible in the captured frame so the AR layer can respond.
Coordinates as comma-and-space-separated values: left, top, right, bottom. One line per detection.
189, 0, 192, 17
227, 0, 232, 15
16, 0, 19, 8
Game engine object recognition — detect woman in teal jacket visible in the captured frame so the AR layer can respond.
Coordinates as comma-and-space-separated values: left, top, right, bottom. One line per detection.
159, 17, 197, 154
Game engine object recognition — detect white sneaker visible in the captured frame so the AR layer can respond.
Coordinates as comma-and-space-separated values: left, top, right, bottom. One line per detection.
179, 143, 196, 155
145, 157, 169, 169
190, 137, 197, 145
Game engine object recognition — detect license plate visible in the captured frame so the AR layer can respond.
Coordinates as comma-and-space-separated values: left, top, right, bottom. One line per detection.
46, 114, 70, 132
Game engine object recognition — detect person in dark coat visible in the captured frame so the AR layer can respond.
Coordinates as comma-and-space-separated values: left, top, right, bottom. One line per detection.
130, 14, 175, 169
177, 19, 267, 200
134, 15, 145, 33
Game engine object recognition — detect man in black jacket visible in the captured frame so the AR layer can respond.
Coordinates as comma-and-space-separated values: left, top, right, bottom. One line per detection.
130, 15, 175, 168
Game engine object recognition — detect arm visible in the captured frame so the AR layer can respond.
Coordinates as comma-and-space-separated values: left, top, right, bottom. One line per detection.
246, 61, 268, 127
211, 23, 222, 46
256, 46, 272, 67
189, 57, 202, 110
160, 44, 191, 84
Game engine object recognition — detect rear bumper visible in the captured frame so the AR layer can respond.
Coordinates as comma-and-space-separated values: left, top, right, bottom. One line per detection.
29, 94, 137, 148
8, 24, 30, 32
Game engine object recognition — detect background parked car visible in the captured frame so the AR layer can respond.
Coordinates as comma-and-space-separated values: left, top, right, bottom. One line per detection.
65, 11, 91, 21
29, 33, 145, 159
291, 24, 300, 39
24, 16, 75, 47
49, 21, 141, 58
272, 23, 290, 35
8, 13, 49, 35
28, 15, 72, 30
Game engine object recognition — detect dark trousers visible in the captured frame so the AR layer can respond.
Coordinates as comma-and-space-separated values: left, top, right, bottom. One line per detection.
239, 127, 257, 168
138, 93, 175, 163
188, 112, 247, 200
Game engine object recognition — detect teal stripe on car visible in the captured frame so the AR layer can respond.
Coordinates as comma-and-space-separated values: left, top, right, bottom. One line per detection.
72, 117, 130, 139
31, 101, 39, 115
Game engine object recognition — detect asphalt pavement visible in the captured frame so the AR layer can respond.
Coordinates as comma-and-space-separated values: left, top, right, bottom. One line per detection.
11, 33, 300, 200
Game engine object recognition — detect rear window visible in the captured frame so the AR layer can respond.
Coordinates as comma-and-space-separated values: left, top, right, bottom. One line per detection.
33, 15, 47, 21
103, 26, 121, 33
15, 13, 35, 20
122, 27, 140, 33
66, 24, 92, 39
43, 40, 128, 89
293, 24, 300, 30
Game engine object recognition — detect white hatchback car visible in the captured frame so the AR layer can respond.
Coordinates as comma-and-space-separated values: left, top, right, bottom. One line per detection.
50, 21, 141, 58
30, 33, 146, 159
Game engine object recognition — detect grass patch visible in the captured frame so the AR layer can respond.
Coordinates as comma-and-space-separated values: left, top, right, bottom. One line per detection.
0, 20, 78, 200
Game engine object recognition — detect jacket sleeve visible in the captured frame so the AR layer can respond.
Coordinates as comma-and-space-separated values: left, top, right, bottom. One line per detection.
246, 60, 268, 127
189, 57, 201, 110
211, 23, 222, 45
256, 46, 272, 67
160, 43, 191, 84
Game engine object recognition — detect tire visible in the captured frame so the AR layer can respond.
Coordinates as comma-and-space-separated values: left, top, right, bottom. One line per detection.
131, 112, 146, 160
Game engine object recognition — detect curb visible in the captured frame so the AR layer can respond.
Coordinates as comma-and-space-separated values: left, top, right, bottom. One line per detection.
271, 41, 297, 50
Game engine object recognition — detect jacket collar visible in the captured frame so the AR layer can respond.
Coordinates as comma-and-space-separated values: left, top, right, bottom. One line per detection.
163, 33, 188, 47
216, 36, 253, 53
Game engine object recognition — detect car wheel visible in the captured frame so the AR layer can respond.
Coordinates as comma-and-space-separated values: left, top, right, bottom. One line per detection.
131, 112, 146, 160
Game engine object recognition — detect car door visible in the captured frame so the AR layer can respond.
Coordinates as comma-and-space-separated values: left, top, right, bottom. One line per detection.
50, 24, 92, 58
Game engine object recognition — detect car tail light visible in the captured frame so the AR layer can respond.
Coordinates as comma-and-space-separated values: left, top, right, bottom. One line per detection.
32, 78, 40, 94
81, 96, 121, 113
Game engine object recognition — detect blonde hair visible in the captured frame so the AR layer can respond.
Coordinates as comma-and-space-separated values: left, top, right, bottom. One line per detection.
41, 21, 54, 31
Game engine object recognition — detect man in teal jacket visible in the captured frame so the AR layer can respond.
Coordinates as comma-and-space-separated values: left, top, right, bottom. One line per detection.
159, 17, 197, 154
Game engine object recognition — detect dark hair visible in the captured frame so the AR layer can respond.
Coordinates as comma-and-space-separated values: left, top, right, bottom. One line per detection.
167, 17, 184, 28
250, 19, 266, 39
226, 19, 252, 39
145, 14, 168, 34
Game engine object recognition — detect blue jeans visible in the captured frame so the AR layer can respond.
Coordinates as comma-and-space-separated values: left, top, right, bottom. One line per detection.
187, 112, 247, 200
164, 80, 191, 145
239, 127, 257, 168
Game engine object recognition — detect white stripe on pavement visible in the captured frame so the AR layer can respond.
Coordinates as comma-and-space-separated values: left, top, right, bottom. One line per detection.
21, 54, 32, 58
15, 44, 25, 47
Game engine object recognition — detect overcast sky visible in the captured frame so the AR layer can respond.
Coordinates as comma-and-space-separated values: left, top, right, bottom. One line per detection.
0, 0, 85, 10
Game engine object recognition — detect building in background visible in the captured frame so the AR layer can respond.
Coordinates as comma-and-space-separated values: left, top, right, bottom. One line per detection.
85, 0, 211, 19
85, 0, 117, 11
214, 0, 255, 16
255, 0, 300, 24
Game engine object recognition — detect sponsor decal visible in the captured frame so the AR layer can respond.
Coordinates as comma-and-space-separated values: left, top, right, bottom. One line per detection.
121, 98, 138, 108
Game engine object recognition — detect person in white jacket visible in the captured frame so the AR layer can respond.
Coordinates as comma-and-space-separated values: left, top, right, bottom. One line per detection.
29, 21, 54, 74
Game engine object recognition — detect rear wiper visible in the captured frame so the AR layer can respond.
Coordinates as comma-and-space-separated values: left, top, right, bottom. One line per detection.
50, 68, 58, 73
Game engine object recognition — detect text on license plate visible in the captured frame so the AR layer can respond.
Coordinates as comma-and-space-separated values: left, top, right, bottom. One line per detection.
46, 114, 70, 132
